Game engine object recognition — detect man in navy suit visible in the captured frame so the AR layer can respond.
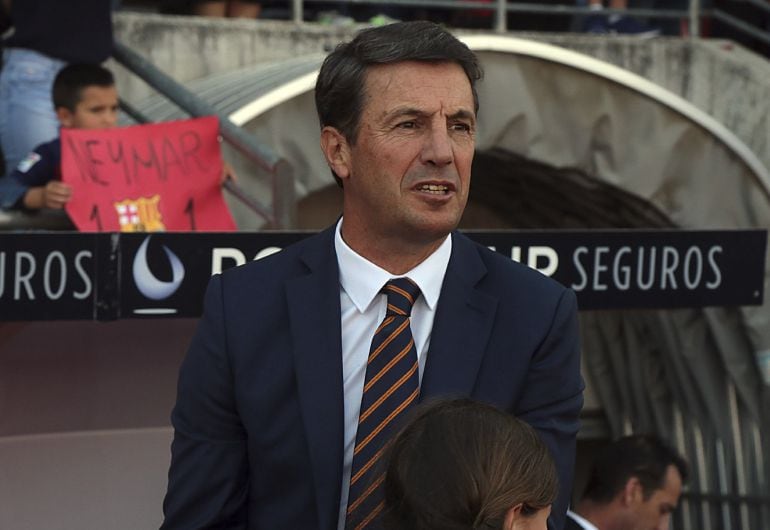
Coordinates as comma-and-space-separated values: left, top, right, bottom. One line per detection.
161, 21, 583, 530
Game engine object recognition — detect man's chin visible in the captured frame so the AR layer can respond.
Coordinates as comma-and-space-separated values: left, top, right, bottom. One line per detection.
407, 217, 461, 243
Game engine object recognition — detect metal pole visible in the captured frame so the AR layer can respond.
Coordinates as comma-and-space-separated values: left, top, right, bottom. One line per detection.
222, 179, 272, 222
293, 0, 303, 24
716, 439, 733, 530
494, 0, 506, 33
727, 381, 751, 530
272, 159, 296, 231
694, 425, 713, 530
673, 406, 693, 530
689, 0, 701, 37
118, 98, 152, 125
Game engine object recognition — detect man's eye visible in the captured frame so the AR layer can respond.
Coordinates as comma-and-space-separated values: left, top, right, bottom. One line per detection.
397, 121, 416, 129
451, 123, 472, 132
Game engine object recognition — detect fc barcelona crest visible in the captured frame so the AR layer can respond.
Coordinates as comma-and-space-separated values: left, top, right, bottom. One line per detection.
114, 195, 166, 232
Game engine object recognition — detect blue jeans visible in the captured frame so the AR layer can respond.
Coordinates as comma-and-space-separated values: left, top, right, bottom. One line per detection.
0, 48, 65, 176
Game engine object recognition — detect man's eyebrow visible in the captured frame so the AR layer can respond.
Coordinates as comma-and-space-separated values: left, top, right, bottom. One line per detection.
384, 107, 476, 123
448, 109, 476, 124
383, 107, 426, 120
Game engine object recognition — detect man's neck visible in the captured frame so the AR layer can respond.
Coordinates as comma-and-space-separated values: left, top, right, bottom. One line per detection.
339, 223, 448, 275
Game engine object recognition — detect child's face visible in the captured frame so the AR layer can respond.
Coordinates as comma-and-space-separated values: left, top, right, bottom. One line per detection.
58, 85, 119, 130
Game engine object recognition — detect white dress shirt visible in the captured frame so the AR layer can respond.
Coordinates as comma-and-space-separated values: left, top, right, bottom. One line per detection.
334, 218, 452, 530
566, 510, 599, 530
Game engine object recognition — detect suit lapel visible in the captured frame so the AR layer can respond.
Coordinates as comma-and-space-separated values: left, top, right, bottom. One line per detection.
287, 227, 344, 530
421, 232, 498, 398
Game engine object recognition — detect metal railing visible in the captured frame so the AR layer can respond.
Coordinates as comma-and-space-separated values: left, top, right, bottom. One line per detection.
291, 0, 699, 33
285, 0, 770, 47
676, 490, 770, 530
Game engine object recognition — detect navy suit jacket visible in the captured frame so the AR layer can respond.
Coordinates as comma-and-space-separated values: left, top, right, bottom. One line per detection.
161, 226, 583, 530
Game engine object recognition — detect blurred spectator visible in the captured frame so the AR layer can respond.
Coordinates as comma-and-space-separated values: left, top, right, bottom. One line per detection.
160, 0, 261, 18
0, 64, 118, 211
506, 0, 574, 32
190, 0, 261, 18
580, 0, 661, 36
0, 62, 236, 213
0, 0, 113, 177
564, 434, 688, 530
0, 0, 10, 36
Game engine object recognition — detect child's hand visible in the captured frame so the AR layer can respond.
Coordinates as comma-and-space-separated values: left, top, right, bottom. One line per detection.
23, 181, 73, 210
42, 181, 73, 209
221, 161, 238, 185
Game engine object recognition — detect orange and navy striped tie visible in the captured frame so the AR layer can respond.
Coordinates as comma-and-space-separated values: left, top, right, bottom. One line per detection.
345, 277, 421, 530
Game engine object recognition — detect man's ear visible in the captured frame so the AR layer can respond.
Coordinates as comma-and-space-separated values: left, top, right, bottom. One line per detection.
320, 126, 351, 181
56, 107, 74, 128
622, 476, 644, 506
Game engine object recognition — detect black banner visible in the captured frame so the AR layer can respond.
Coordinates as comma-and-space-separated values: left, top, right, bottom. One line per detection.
0, 229, 765, 321
0, 233, 104, 320
470, 230, 766, 310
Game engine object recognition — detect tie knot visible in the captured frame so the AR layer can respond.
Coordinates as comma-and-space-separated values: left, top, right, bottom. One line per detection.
383, 277, 421, 317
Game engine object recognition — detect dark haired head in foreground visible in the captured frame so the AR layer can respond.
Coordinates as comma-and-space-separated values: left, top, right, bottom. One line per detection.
384, 399, 558, 530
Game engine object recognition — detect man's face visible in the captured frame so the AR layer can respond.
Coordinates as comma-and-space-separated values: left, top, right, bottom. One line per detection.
58, 85, 119, 130
332, 60, 476, 251
627, 465, 683, 530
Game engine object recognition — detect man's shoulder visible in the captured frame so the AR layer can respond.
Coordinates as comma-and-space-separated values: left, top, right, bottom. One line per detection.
453, 231, 568, 297
221, 226, 335, 282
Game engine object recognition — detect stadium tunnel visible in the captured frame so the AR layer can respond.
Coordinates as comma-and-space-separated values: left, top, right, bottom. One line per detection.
136, 35, 770, 527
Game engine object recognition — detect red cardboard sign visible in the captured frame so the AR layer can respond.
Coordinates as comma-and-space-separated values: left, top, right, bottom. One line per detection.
61, 116, 236, 232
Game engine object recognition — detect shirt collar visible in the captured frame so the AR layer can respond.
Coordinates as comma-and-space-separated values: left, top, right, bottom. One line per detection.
334, 218, 451, 313
567, 510, 599, 530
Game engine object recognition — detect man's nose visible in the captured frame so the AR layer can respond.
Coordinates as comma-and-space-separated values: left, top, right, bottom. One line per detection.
420, 125, 453, 167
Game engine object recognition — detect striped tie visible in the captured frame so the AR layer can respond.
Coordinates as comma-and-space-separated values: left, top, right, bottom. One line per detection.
345, 277, 421, 530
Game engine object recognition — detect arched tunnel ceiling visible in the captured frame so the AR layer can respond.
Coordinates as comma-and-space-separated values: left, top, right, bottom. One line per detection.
135, 35, 770, 235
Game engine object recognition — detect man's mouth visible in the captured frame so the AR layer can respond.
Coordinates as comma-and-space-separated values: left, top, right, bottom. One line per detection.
417, 184, 451, 195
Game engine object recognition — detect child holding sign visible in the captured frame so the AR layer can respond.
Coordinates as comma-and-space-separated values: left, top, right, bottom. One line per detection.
0, 63, 236, 226
0, 63, 117, 211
